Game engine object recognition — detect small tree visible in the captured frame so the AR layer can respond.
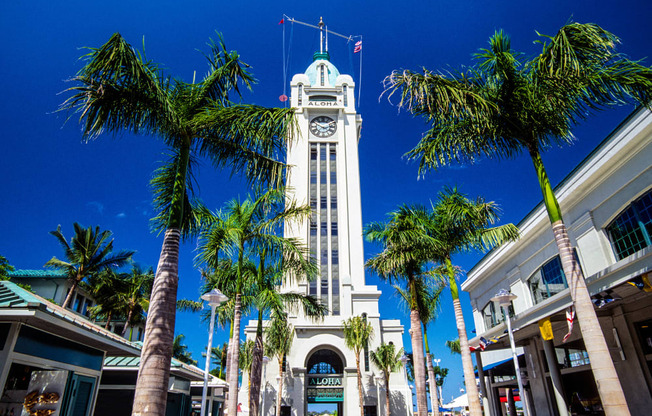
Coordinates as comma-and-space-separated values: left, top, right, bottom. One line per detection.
45, 223, 133, 309
172, 334, 197, 365
370, 343, 404, 416
265, 313, 293, 416
343, 315, 374, 416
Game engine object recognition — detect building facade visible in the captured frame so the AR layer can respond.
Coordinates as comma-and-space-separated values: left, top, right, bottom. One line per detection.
239, 48, 410, 416
463, 108, 652, 415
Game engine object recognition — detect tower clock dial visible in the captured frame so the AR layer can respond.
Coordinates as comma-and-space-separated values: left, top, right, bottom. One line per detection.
309, 116, 337, 138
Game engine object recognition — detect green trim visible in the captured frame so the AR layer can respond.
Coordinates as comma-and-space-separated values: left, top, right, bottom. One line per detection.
312, 51, 330, 62
529, 147, 563, 224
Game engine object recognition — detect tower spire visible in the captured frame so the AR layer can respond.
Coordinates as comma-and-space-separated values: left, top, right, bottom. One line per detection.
319, 17, 324, 53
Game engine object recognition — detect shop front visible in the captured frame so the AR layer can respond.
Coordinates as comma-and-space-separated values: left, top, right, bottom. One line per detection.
0, 281, 140, 416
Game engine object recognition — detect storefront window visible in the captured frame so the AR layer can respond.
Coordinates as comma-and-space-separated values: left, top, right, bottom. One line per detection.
607, 189, 652, 260
528, 255, 569, 304
1, 363, 68, 416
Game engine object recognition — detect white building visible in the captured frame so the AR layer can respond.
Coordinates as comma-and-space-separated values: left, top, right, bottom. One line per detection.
463, 108, 652, 415
240, 34, 410, 416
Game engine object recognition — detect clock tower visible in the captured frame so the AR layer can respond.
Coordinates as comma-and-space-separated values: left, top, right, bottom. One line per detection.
241, 23, 410, 416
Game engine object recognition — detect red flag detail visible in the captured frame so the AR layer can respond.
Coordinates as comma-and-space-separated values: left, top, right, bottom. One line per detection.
279, 94, 288, 102
279, 19, 284, 25
354, 40, 362, 53
562, 306, 575, 343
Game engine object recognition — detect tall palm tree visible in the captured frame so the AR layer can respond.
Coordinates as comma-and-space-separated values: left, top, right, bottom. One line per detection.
247, 254, 325, 416
172, 334, 197, 365
119, 265, 155, 340
343, 315, 375, 416
239, 339, 256, 392
264, 313, 293, 416
62, 33, 294, 416
395, 278, 445, 416
365, 206, 437, 416
196, 188, 311, 416
427, 189, 518, 416
384, 23, 652, 415
370, 342, 404, 416
45, 223, 133, 309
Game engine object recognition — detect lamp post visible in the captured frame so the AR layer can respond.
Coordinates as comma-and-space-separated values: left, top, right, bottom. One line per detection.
433, 358, 442, 408
200, 289, 229, 416
400, 355, 410, 416
491, 289, 528, 416
261, 356, 270, 416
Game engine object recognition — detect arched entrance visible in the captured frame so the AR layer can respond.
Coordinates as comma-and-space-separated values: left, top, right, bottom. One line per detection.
306, 349, 344, 415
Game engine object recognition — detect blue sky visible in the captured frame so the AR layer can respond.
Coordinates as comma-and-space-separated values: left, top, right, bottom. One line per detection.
1, 0, 650, 403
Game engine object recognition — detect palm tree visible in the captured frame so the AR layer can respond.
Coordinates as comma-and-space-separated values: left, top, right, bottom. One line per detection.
62, 33, 294, 416
445, 340, 460, 355
247, 254, 325, 416
172, 334, 197, 365
118, 265, 154, 340
209, 343, 229, 379
196, 188, 311, 416
370, 343, 404, 416
395, 277, 445, 416
433, 366, 448, 407
85, 269, 125, 329
365, 206, 438, 416
239, 339, 255, 392
343, 315, 375, 416
45, 223, 133, 309
384, 23, 652, 415
264, 313, 294, 416
427, 189, 518, 416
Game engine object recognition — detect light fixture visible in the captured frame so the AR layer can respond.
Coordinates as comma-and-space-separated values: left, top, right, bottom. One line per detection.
200, 288, 228, 416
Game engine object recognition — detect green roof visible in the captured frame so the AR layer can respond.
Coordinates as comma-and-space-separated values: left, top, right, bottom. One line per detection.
0, 281, 42, 307
104, 354, 191, 369
8, 269, 68, 279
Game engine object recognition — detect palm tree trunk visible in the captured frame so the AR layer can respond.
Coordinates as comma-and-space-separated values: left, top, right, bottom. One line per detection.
275, 361, 284, 416
356, 356, 364, 416
62, 275, 81, 309
105, 311, 112, 329
123, 308, 134, 338
249, 312, 264, 416
530, 148, 630, 416
384, 374, 391, 416
132, 228, 181, 416
446, 259, 482, 416
425, 352, 440, 416
409, 309, 428, 416
227, 294, 242, 416
132, 139, 189, 416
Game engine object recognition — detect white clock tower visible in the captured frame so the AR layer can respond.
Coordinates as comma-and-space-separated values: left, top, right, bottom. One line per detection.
242, 22, 410, 416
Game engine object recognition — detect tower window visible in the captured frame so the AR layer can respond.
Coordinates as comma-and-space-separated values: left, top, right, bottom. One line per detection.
343, 85, 348, 106
298, 84, 303, 106
320, 65, 325, 86
310, 144, 317, 160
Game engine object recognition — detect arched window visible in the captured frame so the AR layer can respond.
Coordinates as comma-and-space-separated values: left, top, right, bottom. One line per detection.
342, 84, 348, 106
528, 255, 569, 304
482, 300, 514, 329
607, 189, 652, 260
307, 349, 343, 374
298, 83, 303, 106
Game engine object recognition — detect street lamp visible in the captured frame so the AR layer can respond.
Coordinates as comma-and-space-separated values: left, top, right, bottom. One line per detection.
200, 289, 229, 416
490, 289, 528, 416
261, 356, 271, 416
433, 358, 442, 408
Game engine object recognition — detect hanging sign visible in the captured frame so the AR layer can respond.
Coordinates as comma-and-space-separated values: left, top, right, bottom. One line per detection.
307, 388, 343, 403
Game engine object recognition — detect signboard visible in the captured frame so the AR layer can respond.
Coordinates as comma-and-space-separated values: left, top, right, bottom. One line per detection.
307, 376, 343, 402
308, 377, 342, 387
307, 388, 343, 403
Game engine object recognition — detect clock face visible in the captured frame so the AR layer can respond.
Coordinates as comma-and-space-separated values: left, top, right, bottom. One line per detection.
309, 116, 337, 138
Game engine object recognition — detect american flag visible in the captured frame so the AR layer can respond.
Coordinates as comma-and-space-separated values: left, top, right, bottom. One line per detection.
354, 40, 362, 53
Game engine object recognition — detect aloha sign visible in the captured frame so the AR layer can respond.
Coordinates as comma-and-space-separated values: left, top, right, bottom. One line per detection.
308, 376, 342, 386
